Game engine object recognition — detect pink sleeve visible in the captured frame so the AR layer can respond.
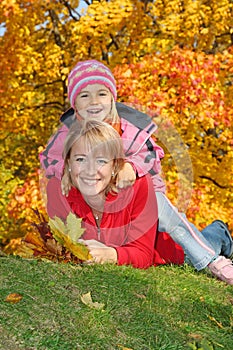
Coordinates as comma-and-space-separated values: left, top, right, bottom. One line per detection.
121, 119, 165, 192
46, 177, 71, 220
39, 124, 69, 179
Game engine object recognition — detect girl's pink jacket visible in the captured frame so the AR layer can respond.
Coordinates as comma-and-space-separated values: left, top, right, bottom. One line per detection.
39, 103, 166, 193
65, 175, 184, 269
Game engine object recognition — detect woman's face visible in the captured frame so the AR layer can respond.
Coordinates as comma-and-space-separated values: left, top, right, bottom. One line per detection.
69, 137, 114, 198
74, 84, 112, 121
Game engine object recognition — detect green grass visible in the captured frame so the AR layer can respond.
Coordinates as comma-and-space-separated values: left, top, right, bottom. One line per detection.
0, 256, 232, 350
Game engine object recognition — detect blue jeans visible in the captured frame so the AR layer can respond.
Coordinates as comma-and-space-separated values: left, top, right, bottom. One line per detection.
201, 220, 233, 258
156, 192, 233, 270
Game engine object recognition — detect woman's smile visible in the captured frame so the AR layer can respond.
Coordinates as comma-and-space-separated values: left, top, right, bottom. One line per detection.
80, 177, 99, 186
69, 137, 114, 197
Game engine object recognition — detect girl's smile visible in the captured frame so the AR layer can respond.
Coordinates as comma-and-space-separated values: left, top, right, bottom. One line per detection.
74, 83, 112, 121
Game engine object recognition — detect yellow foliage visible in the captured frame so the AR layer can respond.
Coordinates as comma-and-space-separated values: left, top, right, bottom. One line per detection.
0, 0, 232, 244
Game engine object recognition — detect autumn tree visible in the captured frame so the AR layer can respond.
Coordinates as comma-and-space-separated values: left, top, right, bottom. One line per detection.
0, 0, 232, 246
113, 47, 233, 228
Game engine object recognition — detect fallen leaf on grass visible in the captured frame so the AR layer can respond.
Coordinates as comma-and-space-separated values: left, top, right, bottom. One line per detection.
118, 345, 133, 350
80, 292, 105, 310
5, 293, 23, 304
207, 315, 224, 329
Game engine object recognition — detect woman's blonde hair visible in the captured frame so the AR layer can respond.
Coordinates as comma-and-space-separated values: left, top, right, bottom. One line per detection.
63, 119, 125, 194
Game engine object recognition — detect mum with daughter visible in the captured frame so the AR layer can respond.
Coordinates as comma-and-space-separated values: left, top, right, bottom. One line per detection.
40, 60, 233, 284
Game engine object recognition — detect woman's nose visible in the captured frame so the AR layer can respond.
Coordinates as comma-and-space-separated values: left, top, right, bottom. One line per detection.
86, 158, 97, 174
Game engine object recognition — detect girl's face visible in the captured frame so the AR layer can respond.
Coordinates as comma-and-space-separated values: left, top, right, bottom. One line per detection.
74, 84, 112, 121
69, 137, 114, 198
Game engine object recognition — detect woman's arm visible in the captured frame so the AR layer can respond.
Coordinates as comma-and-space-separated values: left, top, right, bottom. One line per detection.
82, 176, 158, 269
115, 224, 157, 269
115, 176, 158, 268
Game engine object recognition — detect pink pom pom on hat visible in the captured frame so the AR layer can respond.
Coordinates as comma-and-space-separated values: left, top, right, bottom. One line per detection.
68, 60, 117, 108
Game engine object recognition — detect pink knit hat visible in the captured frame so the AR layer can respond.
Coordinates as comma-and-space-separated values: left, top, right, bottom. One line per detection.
68, 60, 117, 108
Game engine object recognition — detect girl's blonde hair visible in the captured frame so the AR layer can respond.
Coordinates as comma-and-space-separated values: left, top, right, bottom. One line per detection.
106, 96, 119, 124
63, 119, 125, 194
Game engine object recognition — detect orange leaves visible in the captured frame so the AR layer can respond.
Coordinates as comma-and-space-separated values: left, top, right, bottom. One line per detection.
114, 47, 233, 230
114, 47, 231, 127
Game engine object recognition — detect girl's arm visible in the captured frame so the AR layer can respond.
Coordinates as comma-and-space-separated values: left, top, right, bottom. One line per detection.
121, 120, 166, 192
39, 124, 69, 179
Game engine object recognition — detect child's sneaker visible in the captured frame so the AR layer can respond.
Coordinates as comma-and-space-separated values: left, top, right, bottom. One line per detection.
208, 256, 233, 285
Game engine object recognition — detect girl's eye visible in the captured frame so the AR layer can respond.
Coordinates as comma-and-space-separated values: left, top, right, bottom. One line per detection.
80, 94, 88, 98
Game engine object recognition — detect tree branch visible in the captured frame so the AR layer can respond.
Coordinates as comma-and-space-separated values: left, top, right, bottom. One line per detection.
199, 175, 227, 189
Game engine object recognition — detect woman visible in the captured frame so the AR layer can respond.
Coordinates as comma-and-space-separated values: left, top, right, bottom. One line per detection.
61, 119, 184, 268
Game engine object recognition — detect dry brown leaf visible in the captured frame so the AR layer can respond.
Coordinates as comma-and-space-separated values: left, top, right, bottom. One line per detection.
23, 231, 45, 248
45, 238, 63, 255
5, 293, 23, 304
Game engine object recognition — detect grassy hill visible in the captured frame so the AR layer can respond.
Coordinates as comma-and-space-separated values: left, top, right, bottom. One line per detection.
0, 256, 232, 350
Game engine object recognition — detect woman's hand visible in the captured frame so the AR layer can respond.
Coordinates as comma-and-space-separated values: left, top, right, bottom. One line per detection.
79, 239, 117, 264
116, 162, 136, 189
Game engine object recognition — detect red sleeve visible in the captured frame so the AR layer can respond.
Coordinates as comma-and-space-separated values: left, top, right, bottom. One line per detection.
116, 224, 157, 269
46, 177, 71, 220
115, 175, 158, 269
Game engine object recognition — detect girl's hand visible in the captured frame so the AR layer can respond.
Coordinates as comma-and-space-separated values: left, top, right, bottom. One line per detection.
79, 239, 117, 264
116, 162, 136, 189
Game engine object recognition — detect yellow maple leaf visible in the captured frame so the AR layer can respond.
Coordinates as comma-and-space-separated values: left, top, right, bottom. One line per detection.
66, 212, 85, 242
48, 213, 91, 261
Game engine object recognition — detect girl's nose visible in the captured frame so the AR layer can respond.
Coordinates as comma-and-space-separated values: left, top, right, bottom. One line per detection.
90, 94, 99, 104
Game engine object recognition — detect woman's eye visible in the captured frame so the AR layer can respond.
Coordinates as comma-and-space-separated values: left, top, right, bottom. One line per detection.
75, 157, 86, 163
97, 159, 108, 165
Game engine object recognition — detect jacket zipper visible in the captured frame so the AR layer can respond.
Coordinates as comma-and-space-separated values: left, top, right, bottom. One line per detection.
97, 225, 101, 240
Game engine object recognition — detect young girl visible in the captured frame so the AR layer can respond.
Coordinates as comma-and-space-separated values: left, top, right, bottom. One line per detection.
40, 60, 233, 284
